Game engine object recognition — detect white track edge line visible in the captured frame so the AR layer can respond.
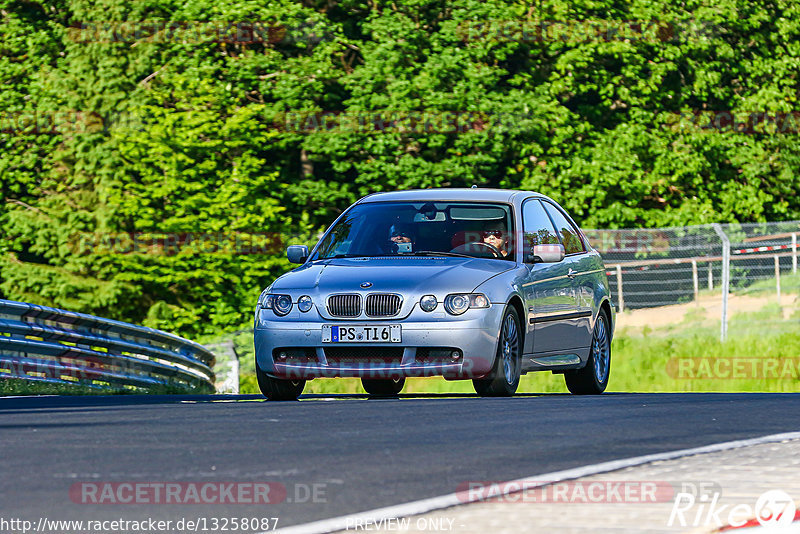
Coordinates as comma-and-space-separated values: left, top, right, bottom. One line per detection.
270, 431, 800, 534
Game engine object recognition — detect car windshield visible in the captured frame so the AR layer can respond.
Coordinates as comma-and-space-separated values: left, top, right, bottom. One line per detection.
312, 201, 515, 261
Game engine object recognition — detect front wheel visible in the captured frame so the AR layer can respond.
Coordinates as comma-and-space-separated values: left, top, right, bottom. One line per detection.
256, 366, 305, 401
473, 306, 522, 397
361, 377, 405, 396
565, 311, 611, 395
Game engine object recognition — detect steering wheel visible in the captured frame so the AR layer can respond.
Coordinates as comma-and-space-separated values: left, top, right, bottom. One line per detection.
450, 241, 502, 258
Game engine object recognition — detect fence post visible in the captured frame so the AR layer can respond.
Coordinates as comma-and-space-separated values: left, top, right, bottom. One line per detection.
708, 262, 713, 290
793, 233, 797, 274
712, 224, 730, 342
692, 260, 699, 304
775, 255, 781, 306
207, 339, 239, 394
615, 264, 624, 313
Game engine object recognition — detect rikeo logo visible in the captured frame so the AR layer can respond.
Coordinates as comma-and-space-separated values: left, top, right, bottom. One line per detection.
668, 489, 798, 528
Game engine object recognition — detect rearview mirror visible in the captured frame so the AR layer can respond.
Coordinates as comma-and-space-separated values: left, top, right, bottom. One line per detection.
528, 244, 565, 263
287, 245, 309, 264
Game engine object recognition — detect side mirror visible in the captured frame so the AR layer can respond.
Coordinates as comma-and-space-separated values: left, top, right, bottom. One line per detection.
287, 245, 309, 264
528, 244, 565, 264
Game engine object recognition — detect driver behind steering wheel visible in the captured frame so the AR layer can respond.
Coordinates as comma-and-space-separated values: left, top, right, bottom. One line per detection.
482, 221, 509, 259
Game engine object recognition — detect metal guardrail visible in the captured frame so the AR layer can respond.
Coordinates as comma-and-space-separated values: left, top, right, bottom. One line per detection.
0, 299, 215, 392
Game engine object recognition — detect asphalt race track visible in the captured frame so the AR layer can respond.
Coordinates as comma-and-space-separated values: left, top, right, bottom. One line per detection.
2, 393, 799, 530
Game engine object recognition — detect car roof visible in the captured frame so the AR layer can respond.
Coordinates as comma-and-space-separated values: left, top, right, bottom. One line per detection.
355, 188, 543, 204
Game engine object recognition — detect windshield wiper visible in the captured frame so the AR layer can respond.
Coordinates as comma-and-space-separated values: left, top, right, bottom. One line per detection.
409, 250, 473, 258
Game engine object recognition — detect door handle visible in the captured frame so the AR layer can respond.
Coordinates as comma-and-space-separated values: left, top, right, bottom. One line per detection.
567, 268, 577, 279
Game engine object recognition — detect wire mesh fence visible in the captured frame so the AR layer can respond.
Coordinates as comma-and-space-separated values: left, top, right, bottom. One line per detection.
584, 221, 800, 340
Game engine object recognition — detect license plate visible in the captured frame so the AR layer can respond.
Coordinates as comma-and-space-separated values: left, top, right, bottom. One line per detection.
322, 325, 401, 343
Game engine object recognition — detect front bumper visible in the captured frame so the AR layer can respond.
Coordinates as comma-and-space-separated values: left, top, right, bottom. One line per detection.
254, 305, 505, 380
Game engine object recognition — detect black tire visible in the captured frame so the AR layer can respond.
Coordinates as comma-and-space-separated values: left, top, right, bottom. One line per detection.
256, 365, 305, 401
361, 377, 405, 396
565, 310, 611, 395
473, 306, 522, 397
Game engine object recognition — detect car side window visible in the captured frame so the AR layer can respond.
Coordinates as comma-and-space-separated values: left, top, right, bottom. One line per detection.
542, 202, 585, 255
521, 199, 560, 259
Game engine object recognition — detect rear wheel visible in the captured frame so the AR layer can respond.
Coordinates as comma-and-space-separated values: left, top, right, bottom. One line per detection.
256, 366, 305, 401
361, 377, 405, 396
473, 306, 521, 397
565, 311, 611, 395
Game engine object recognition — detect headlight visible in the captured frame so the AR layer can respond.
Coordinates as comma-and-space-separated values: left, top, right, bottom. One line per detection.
419, 295, 437, 312
298, 295, 313, 312
273, 295, 293, 316
257, 289, 271, 308
471, 294, 489, 308
259, 293, 293, 316
444, 293, 490, 315
444, 294, 469, 315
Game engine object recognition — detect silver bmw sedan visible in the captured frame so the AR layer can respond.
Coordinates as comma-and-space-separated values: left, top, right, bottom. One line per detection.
254, 188, 614, 400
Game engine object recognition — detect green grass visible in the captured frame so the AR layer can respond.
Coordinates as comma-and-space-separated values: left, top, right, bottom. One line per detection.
0, 377, 212, 397
736, 271, 800, 296
0, 378, 105, 396
609, 306, 800, 392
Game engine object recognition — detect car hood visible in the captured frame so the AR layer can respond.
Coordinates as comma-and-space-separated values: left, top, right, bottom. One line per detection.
271, 257, 515, 295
